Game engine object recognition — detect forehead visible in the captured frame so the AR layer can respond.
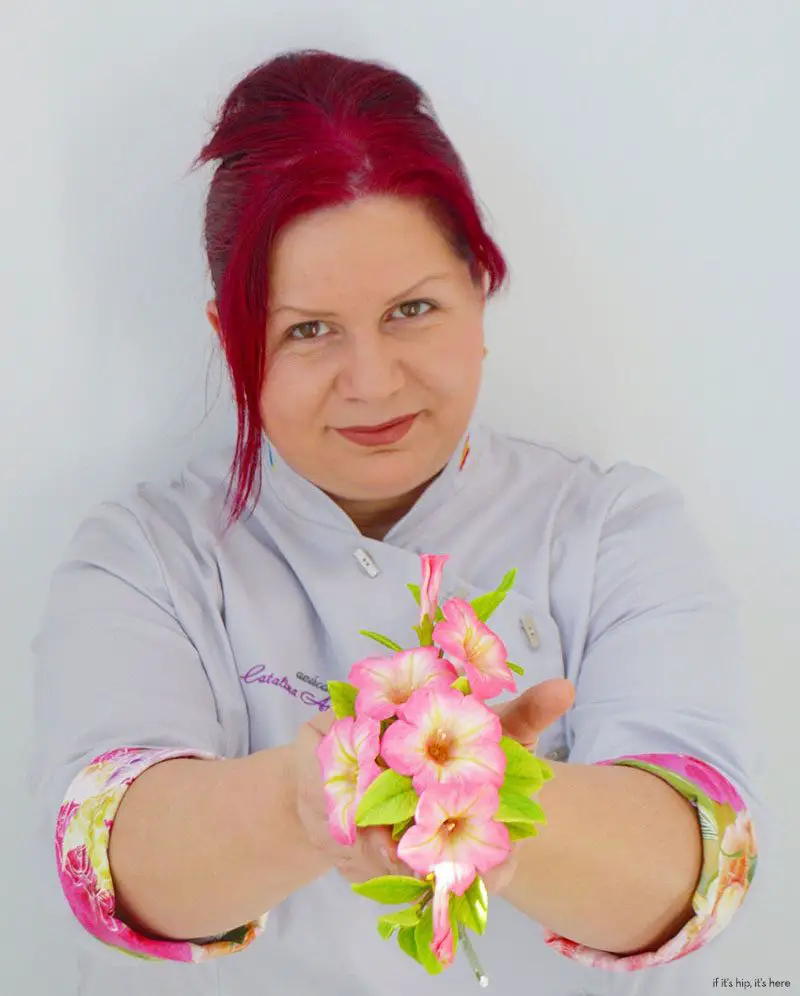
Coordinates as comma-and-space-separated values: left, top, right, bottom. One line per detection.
267, 195, 458, 299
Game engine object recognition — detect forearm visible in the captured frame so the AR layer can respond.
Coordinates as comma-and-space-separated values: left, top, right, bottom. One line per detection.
500, 761, 702, 954
108, 746, 332, 940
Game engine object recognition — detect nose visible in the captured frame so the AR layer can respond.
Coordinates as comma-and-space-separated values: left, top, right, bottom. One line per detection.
337, 330, 406, 402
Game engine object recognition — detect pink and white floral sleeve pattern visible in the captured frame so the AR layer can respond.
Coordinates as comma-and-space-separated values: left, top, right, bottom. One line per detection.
543, 752, 758, 971
55, 746, 267, 962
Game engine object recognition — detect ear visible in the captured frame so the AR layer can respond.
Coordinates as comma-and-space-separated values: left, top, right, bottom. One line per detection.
206, 300, 222, 338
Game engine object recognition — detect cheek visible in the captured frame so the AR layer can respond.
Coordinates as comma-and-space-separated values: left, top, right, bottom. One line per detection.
260, 358, 324, 427
425, 324, 483, 392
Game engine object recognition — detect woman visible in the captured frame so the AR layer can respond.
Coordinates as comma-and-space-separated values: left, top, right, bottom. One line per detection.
33, 49, 759, 996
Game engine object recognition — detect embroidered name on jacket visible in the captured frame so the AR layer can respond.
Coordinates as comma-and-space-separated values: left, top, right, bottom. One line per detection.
239, 665, 331, 711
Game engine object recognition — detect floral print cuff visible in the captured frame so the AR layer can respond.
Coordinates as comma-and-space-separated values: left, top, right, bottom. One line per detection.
55, 746, 267, 962
542, 753, 758, 971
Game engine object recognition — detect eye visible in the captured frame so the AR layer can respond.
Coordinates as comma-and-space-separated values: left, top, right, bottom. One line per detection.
286, 319, 332, 342
390, 299, 436, 321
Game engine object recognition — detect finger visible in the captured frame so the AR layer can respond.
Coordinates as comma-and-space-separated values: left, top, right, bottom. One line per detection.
497, 678, 575, 746
307, 709, 337, 737
363, 827, 413, 876
334, 829, 411, 884
482, 852, 518, 896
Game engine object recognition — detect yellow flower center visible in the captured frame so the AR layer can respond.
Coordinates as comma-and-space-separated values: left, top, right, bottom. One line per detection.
388, 683, 410, 705
426, 728, 452, 765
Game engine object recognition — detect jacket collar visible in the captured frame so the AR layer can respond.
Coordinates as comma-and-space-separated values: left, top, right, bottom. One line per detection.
260, 419, 487, 543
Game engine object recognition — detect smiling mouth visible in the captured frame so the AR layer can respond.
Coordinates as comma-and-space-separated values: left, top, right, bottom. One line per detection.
338, 414, 418, 432
334, 413, 420, 447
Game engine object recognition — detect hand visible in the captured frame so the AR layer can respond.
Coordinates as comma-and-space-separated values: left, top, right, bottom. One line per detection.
292, 710, 413, 885
495, 677, 575, 751
483, 678, 575, 894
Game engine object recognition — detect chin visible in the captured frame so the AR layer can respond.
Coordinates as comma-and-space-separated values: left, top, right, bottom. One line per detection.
344, 474, 421, 502
333, 460, 428, 501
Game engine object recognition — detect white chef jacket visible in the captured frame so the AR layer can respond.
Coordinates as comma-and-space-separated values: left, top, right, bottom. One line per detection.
31, 421, 762, 996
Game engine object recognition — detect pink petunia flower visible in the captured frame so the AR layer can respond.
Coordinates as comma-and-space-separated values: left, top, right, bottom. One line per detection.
399, 784, 510, 965
420, 554, 449, 624
348, 647, 458, 721
398, 783, 510, 962
433, 598, 516, 701
380, 686, 505, 794
317, 716, 382, 846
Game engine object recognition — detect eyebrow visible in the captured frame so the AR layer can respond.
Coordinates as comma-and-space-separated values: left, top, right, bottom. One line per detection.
269, 273, 452, 319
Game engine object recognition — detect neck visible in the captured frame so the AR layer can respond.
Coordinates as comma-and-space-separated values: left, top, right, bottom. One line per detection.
327, 474, 440, 540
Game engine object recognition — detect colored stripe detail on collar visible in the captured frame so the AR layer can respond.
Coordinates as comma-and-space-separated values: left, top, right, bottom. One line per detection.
458, 433, 471, 472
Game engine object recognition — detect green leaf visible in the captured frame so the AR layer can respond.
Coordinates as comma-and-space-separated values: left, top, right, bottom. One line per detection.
452, 876, 488, 935
392, 816, 414, 840
327, 680, 358, 719
470, 569, 518, 623
496, 788, 547, 826
507, 659, 525, 676
418, 614, 434, 646
497, 568, 517, 594
352, 876, 431, 905
356, 769, 419, 827
397, 924, 420, 962
470, 590, 507, 623
506, 821, 540, 841
414, 906, 444, 975
377, 906, 422, 939
500, 736, 551, 794
359, 630, 404, 653
451, 676, 471, 695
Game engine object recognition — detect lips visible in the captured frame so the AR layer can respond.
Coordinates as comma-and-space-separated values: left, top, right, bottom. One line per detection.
340, 414, 417, 432
335, 412, 419, 447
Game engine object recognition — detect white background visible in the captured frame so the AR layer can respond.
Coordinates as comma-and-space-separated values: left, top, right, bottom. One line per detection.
2, 2, 797, 992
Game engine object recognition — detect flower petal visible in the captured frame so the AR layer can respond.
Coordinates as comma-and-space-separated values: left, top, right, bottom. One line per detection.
461, 789, 510, 873
322, 776, 359, 846
353, 715, 382, 795
430, 860, 474, 966
392, 687, 505, 793
420, 554, 449, 623
431, 599, 473, 667
463, 659, 515, 701
431, 745, 506, 793
350, 649, 457, 721
348, 656, 402, 721
379, 717, 429, 778
397, 814, 448, 875
434, 599, 516, 701
396, 684, 448, 728
317, 717, 357, 782
316, 716, 380, 847
400, 783, 510, 877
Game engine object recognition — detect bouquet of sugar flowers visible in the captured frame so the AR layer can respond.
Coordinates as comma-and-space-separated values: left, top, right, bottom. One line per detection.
316, 555, 553, 984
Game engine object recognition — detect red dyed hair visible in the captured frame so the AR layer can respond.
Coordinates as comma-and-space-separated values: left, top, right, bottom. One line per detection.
190, 48, 509, 528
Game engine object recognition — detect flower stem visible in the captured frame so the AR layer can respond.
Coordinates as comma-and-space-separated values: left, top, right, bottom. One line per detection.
458, 924, 489, 987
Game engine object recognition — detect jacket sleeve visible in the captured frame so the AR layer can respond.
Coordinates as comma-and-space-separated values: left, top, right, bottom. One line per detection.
545, 465, 761, 971
32, 501, 264, 963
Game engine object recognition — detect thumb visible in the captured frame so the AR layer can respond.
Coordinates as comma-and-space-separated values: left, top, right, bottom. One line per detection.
496, 678, 575, 747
